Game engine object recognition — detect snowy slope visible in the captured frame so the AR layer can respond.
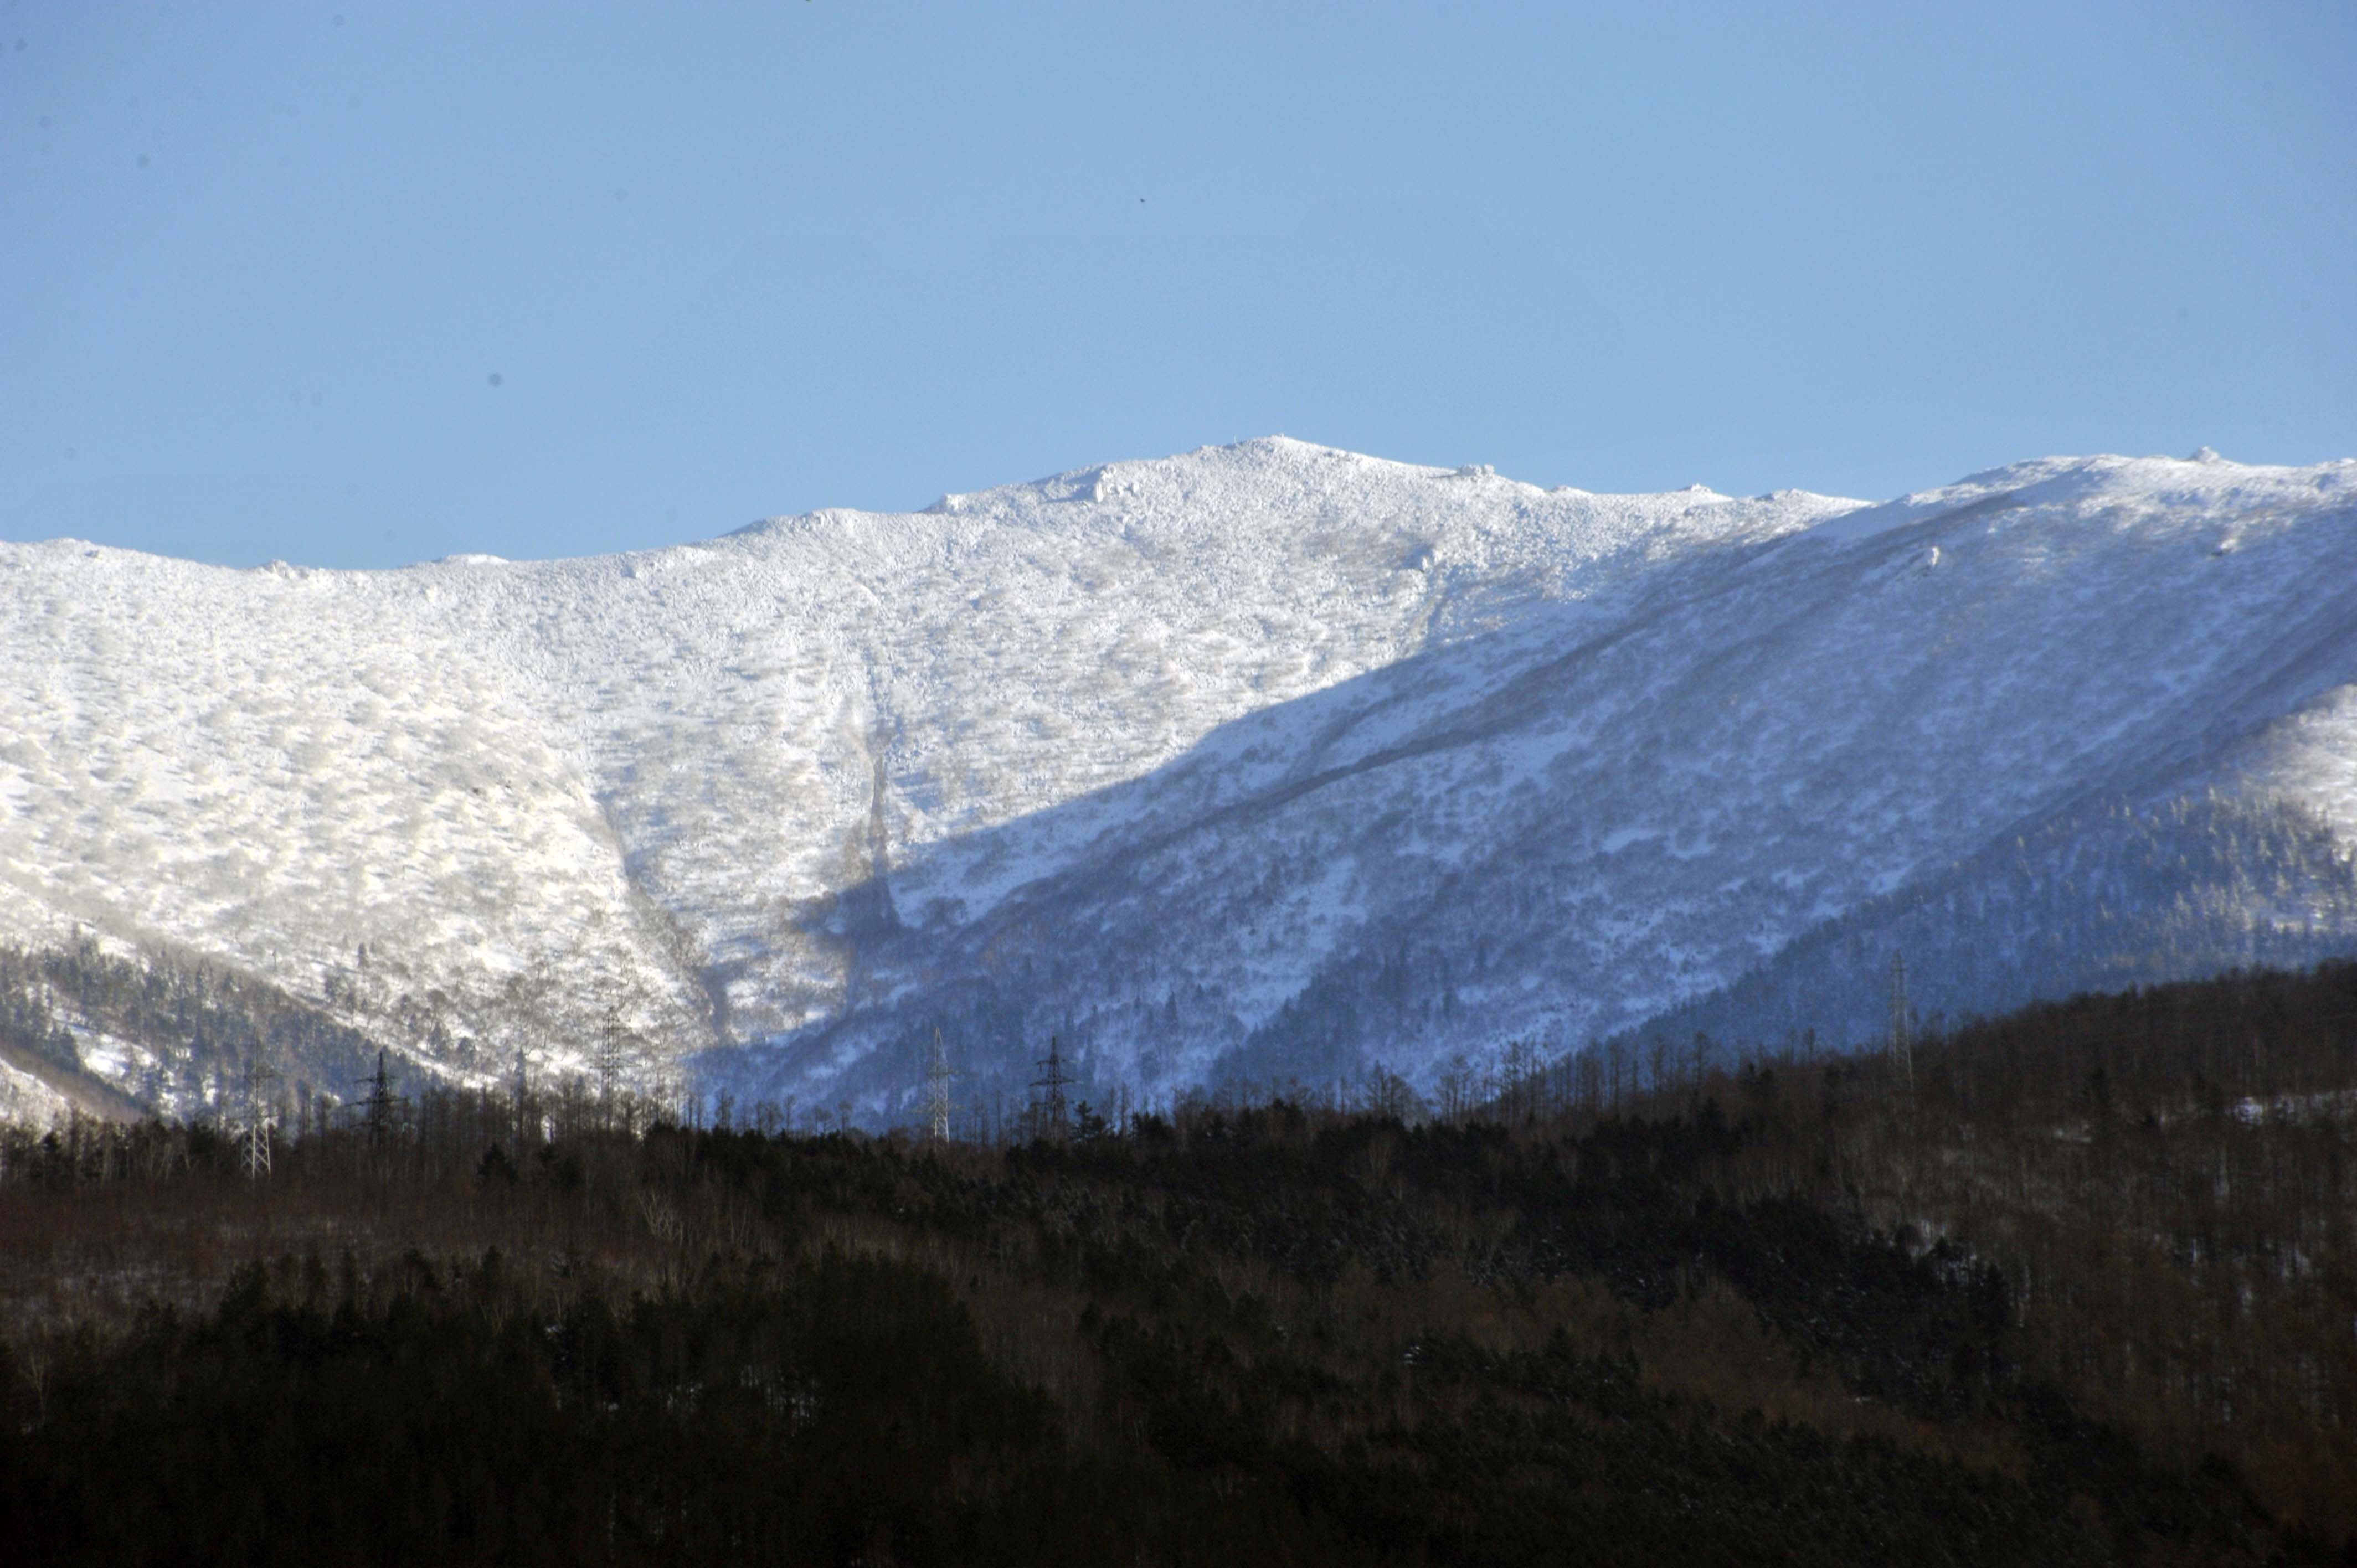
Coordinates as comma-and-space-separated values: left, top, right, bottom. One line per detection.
2, 439, 2354, 1121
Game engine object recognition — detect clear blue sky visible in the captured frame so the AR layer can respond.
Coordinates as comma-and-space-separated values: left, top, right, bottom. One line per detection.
4, 2, 2352, 568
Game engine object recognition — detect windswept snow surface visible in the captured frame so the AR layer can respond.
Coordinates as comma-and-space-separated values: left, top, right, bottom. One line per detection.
3, 438, 2355, 1119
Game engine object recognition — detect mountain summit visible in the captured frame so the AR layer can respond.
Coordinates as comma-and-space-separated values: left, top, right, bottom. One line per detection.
5, 440, 2355, 1122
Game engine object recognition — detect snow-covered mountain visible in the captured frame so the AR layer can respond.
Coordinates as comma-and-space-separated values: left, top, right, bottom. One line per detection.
4, 437, 2355, 1123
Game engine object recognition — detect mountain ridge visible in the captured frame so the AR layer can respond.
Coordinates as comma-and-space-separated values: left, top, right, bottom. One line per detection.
3, 439, 2354, 1122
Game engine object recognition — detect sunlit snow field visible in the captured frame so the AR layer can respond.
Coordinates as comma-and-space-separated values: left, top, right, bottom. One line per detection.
4, 439, 2355, 1116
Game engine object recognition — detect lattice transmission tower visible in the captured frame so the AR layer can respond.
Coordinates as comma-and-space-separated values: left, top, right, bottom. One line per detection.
512, 1044, 532, 1145
922, 1029, 959, 1142
1030, 1036, 1071, 1143
339, 1048, 404, 1162
236, 1060, 280, 1181
1888, 951, 1914, 1092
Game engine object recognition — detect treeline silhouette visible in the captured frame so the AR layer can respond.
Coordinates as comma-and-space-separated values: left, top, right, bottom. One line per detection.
1, 963, 2354, 1562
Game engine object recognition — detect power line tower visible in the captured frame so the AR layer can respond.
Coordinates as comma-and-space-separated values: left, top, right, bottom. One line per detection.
1030, 1036, 1071, 1143
512, 1044, 531, 1146
593, 1008, 630, 1131
1888, 951, 1914, 1093
236, 1060, 280, 1182
359, 1049, 398, 1150
922, 1028, 958, 1143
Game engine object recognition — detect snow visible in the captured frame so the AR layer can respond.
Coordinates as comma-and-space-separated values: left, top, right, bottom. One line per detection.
1799, 451, 2351, 544
0, 1058, 78, 1127
3, 437, 2356, 1116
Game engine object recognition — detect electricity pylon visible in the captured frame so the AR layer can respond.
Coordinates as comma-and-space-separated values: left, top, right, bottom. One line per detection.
512, 1044, 531, 1144
922, 1028, 958, 1143
1888, 951, 1914, 1093
366, 1049, 395, 1143
1030, 1036, 1071, 1143
236, 1060, 280, 1181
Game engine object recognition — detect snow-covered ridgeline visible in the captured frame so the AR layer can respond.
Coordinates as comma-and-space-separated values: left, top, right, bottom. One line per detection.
2, 438, 2354, 1121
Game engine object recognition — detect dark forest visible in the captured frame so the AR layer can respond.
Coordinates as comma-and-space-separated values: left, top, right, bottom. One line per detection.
2, 962, 2354, 1564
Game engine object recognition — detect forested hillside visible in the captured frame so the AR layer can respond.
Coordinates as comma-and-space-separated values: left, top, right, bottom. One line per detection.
0, 938, 392, 1122
2, 963, 2351, 1563
1615, 791, 2357, 1058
